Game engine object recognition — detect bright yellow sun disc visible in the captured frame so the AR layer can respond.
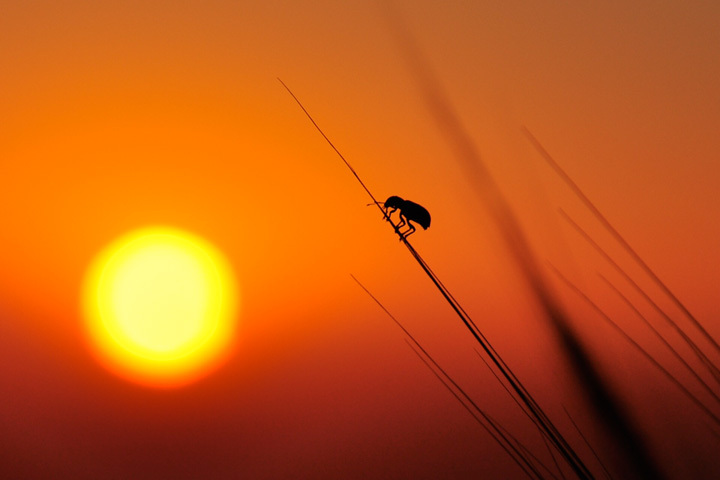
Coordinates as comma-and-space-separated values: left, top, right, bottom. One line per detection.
82, 227, 238, 387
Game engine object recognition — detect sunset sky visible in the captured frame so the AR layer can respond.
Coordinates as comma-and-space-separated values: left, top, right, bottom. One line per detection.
2, 1, 719, 478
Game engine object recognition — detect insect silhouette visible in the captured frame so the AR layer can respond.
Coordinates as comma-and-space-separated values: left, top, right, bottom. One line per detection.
383, 196, 431, 239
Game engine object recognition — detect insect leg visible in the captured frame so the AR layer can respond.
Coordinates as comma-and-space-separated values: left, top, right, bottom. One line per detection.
400, 223, 416, 239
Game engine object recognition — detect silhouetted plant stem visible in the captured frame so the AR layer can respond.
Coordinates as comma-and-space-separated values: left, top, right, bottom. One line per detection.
475, 349, 568, 480
405, 341, 543, 480
351, 275, 544, 479
599, 273, 720, 409
562, 406, 614, 480
278, 78, 384, 213
559, 209, 720, 386
380, 9, 664, 478
401, 238, 594, 479
523, 127, 720, 359
549, 265, 720, 428
282, 80, 594, 479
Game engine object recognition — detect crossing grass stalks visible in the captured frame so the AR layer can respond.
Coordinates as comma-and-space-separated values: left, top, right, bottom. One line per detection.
351, 274, 554, 480
281, 55, 718, 474
379, 11, 665, 477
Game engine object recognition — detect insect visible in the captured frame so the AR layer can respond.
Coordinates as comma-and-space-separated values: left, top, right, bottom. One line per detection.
383, 196, 431, 239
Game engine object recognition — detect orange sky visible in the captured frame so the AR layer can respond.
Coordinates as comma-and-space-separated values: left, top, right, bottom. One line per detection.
2, 1, 719, 478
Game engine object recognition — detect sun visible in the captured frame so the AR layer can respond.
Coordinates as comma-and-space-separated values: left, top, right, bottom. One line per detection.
82, 227, 238, 387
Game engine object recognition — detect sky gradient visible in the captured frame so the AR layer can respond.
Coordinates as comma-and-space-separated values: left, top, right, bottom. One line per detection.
2, 1, 719, 478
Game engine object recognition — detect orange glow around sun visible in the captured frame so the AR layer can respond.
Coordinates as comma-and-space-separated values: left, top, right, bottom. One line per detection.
82, 227, 239, 388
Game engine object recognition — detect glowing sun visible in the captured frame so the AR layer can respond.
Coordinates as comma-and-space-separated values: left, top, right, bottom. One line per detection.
82, 227, 238, 387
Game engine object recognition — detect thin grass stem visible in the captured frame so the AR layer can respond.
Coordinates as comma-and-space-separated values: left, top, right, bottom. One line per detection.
351, 274, 543, 478
562, 406, 614, 480
549, 265, 720, 428
559, 209, 720, 385
283, 80, 595, 479
379, 12, 663, 477
523, 127, 720, 358
599, 274, 720, 408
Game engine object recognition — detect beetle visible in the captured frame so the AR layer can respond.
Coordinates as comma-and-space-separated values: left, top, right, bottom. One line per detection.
383, 196, 431, 238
